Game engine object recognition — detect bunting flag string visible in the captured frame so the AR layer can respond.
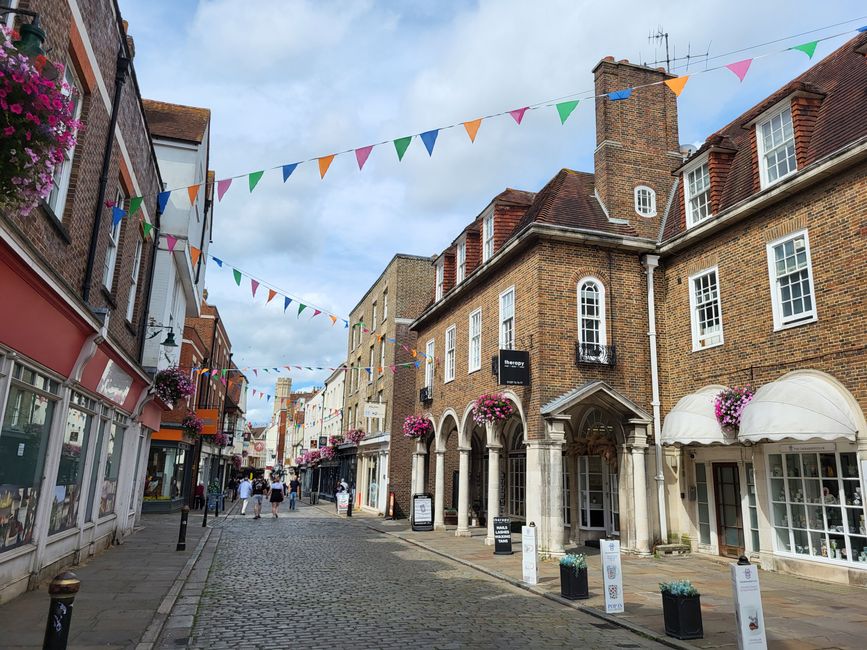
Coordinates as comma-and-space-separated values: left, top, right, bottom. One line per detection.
122, 24, 862, 209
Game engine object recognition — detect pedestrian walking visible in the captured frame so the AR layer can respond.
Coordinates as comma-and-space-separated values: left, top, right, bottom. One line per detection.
238, 476, 252, 515
269, 477, 285, 518
251, 473, 268, 519
194, 482, 205, 510
335, 478, 345, 512
289, 476, 301, 511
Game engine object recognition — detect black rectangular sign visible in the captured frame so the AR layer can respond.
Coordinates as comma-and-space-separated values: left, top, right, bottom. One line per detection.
493, 516, 513, 555
498, 349, 530, 386
319, 436, 327, 448
412, 493, 434, 531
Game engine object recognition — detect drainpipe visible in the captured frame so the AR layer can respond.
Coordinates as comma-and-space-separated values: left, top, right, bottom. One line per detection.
82, 51, 130, 304
642, 254, 668, 542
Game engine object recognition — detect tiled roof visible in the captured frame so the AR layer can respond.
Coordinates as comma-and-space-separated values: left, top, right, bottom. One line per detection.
516, 169, 639, 238
143, 99, 210, 143
662, 32, 867, 241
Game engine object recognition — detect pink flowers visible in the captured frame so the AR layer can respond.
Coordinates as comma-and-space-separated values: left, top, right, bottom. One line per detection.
403, 415, 433, 439
328, 434, 344, 446
472, 393, 514, 425
181, 412, 204, 436
346, 429, 366, 445
153, 367, 195, 404
714, 385, 755, 431
302, 449, 322, 466
320, 446, 336, 460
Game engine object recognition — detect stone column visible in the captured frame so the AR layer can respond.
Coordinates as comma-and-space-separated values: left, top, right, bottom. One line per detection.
484, 420, 504, 545
434, 450, 446, 531
456, 447, 471, 536
413, 440, 427, 494
628, 419, 651, 555
541, 415, 569, 555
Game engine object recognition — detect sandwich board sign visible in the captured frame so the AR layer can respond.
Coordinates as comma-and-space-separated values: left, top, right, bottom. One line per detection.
336, 492, 350, 516
411, 493, 434, 531
601, 539, 624, 613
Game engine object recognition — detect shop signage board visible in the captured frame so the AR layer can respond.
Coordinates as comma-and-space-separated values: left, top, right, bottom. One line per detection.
497, 349, 530, 386
521, 524, 538, 584
493, 517, 513, 555
412, 494, 434, 531
601, 539, 624, 613
730, 562, 767, 649
336, 492, 350, 516
780, 443, 835, 453
364, 402, 386, 419
197, 409, 220, 435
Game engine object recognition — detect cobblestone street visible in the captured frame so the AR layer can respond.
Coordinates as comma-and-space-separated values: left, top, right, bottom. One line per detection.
185, 506, 664, 649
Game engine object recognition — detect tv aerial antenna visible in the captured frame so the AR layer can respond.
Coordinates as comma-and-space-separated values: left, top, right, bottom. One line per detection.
642, 26, 710, 73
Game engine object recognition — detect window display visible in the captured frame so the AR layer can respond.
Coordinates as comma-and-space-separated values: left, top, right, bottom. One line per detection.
0, 365, 59, 553
99, 416, 126, 516
768, 448, 866, 564
49, 394, 95, 535
143, 446, 185, 501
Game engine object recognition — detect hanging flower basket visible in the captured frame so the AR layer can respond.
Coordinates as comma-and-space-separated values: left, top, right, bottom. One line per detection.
294, 455, 304, 466
403, 415, 433, 439
213, 433, 227, 447
231, 454, 242, 469
346, 429, 366, 445
181, 412, 203, 436
307, 449, 321, 466
0, 26, 83, 216
153, 367, 195, 405
328, 434, 344, 446
472, 393, 514, 426
714, 385, 755, 432
320, 446, 336, 460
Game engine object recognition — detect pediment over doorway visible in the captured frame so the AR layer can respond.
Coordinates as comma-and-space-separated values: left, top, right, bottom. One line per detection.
541, 380, 651, 423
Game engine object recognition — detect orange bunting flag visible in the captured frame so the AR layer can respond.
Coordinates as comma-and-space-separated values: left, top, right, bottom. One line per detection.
411, 348, 417, 358
664, 76, 689, 97
190, 246, 201, 267
187, 184, 200, 204
267, 289, 277, 304
329, 315, 337, 325
318, 155, 335, 179
463, 119, 482, 143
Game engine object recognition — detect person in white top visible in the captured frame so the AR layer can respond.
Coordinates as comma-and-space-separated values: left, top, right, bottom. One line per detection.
269, 479, 285, 518
238, 477, 253, 515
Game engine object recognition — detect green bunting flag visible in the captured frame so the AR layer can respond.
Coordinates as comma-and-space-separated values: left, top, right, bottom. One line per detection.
249, 170, 264, 192
128, 196, 143, 217
791, 41, 818, 59
297, 303, 307, 317
394, 136, 412, 161
141, 222, 153, 239
233, 269, 242, 286
556, 100, 579, 124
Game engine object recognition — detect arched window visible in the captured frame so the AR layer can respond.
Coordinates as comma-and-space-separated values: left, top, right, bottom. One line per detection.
578, 278, 606, 360
634, 185, 657, 217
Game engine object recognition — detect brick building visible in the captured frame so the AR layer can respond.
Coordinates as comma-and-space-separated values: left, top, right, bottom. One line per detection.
409, 32, 867, 585
342, 254, 432, 516
0, 0, 165, 601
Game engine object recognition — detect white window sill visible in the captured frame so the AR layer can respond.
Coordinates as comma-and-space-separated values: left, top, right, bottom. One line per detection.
468, 367, 480, 375
759, 168, 797, 191
691, 340, 724, 353
444, 377, 454, 384
773, 315, 817, 332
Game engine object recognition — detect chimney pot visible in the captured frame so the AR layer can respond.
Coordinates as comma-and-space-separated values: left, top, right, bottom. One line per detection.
618, 59, 630, 64
602, 56, 615, 63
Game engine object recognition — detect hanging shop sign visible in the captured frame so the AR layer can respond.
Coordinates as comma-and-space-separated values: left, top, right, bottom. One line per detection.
198, 409, 219, 435
364, 402, 386, 419
498, 349, 530, 386
493, 516, 513, 555
521, 523, 538, 585
412, 494, 434, 531
309, 439, 318, 449
319, 436, 327, 448
731, 561, 767, 649
602, 539, 625, 613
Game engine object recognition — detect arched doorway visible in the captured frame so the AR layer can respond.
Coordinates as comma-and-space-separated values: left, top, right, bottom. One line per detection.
505, 424, 526, 521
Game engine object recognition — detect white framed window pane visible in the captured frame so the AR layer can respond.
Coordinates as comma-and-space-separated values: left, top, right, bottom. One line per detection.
99, 421, 125, 516
49, 404, 94, 535
634, 186, 656, 216
102, 189, 124, 290
368, 347, 374, 383
509, 453, 525, 518
435, 263, 444, 301
379, 341, 385, 374
771, 234, 814, 325
580, 282, 601, 346
563, 455, 571, 526
696, 463, 711, 544
691, 270, 722, 348
483, 214, 494, 261
686, 163, 711, 226
382, 290, 388, 319
457, 242, 466, 283
499, 289, 514, 350
760, 107, 797, 185
425, 340, 435, 388
445, 326, 456, 382
126, 238, 143, 321
372, 303, 377, 330
46, 66, 82, 219
468, 309, 481, 372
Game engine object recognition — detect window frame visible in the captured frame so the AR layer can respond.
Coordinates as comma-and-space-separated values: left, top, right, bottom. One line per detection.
424, 339, 435, 388
456, 239, 466, 283
368, 346, 374, 384
102, 187, 124, 291
683, 157, 712, 229
444, 325, 456, 383
499, 286, 515, 350
372, 302, 377, 330
577, 277, 606, 352
634, 185, 657, 217
688, 266, 724, 351
468, 308, 482, 373
482, 212, 494, 262
756, 101, 797, 189
435, 261, 444, 301
379, 339, 385, 375
46, 63, 83, 220
766, 229, 817, 331
382, 288, 388, 320
125, 237, 143, 323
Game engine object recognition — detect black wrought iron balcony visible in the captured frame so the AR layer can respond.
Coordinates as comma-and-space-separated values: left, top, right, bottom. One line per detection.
575, 342, 616, 367
419, 386, 433, 404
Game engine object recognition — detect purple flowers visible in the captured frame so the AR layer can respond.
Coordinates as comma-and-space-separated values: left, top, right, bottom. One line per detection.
153, 367, 195, 405
472, 393, 514, 426
328, 434, 345, 446
320, 446, 336, 460
303, 449, 322, 465
403, 415, 433, 439
714, 385, 755, 431
346, 429, 366, 445
181, 412, 203, 436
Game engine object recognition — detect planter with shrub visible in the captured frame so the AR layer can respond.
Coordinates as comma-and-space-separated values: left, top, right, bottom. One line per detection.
558, 553, 589, 600
660, 579, 703, 640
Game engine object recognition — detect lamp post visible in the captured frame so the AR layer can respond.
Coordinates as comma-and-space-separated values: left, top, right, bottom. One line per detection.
1, 9, 46, 58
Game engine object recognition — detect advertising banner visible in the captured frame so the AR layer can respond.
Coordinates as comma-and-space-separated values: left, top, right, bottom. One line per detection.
601, 539, 624, 613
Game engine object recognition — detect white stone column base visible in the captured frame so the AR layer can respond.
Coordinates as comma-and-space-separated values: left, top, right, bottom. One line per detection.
455, 528, 471, 537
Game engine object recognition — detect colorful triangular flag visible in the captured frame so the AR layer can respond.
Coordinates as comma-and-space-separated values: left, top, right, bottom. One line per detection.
318, 155, 335, 179
190, 246, 201, 267
128, 196, 143, 217
664, 76, 689, 97
463, 119, 482, 142
111, 207, 126, 226
217, 178, 232, 201
267, 289, 277, 304
555, 100, 579, 124
790, 41, 818, 59
297, 303, 307, 317
725, 59, 752, 82
165, 235, 178, 252
212, 256, 222, 268
251, 279, 259, 297
394, 136, 412, 161
282, 163, 298, 182
420, 130, 439, 156
157, 191, 170, 213
509, 107, 529, 124
329, 315, 337, 325
608, 88, 633, 101
187, 184, 200, 204
248, 170, 264, 192
233, 269, 242, 286
141, 222, 153, 239
284, 296, 292, 312
355, 146, 373, 170
312, 309, 322, 318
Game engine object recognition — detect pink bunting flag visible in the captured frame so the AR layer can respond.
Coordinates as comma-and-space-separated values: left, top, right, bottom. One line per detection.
725, 59, 753, 82
355, 146, 373, 170
251, 279, 259, 297
313, 309, 321, 318
509, 107, 529, 125
166, 235, 178, 252
389, 365, 396, 374
217, 178, 232, 202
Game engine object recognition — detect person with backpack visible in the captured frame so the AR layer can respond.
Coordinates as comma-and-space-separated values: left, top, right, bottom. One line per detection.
269, 476, 286, 518
250, 473, 268, 519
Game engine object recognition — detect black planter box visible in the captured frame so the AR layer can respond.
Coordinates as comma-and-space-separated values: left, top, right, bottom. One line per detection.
559, 564, 589, 600
661, 592, 703, 640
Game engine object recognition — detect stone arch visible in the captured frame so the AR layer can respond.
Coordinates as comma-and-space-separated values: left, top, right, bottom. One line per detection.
500, 389, 528, 444
437, 409, 460, 452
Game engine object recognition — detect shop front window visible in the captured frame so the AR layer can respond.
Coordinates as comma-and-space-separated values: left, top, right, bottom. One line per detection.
367, 457, 378, 509
696, 463, 711, 545
768, 447, 866, 564
0, 364, 60, 553
507, 430, 525, 519
99, 417, 126, 516
49, 393, 96, 535
746, 463, 760, 552
144, 446, 186, 501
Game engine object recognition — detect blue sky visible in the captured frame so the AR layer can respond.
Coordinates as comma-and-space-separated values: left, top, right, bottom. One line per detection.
118, 0, 866, 423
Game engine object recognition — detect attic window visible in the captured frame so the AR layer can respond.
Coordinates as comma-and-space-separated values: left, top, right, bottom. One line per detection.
757, 105, 797, 189
634, 186, 656, 217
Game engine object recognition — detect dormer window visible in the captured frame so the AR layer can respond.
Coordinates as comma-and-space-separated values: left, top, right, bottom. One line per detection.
435, 261, 444, 301
456, 240, 466, 283
482, 213, 494, 262
757, 105, 797, 188
634, 186, 656, 217
684, 159, 711, 228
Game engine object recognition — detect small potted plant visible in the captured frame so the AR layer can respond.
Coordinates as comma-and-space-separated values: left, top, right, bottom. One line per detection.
660, 579, 703, 640
559, 553, 589, 600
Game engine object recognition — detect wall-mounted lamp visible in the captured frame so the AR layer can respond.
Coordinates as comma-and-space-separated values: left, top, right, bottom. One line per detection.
147, 320, 179, 348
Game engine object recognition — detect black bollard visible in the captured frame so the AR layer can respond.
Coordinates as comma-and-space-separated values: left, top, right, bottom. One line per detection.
202, 496, 209, 527
43, 572, 81, 650
176, 506, 190, 551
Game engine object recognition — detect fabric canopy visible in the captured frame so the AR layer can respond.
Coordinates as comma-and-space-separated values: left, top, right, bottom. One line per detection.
661, 385, 734, 446
739, 374, 859, 444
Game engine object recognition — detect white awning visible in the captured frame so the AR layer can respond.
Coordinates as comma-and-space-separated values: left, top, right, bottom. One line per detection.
739, 374, 859, 444
661, 385, 735, 446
